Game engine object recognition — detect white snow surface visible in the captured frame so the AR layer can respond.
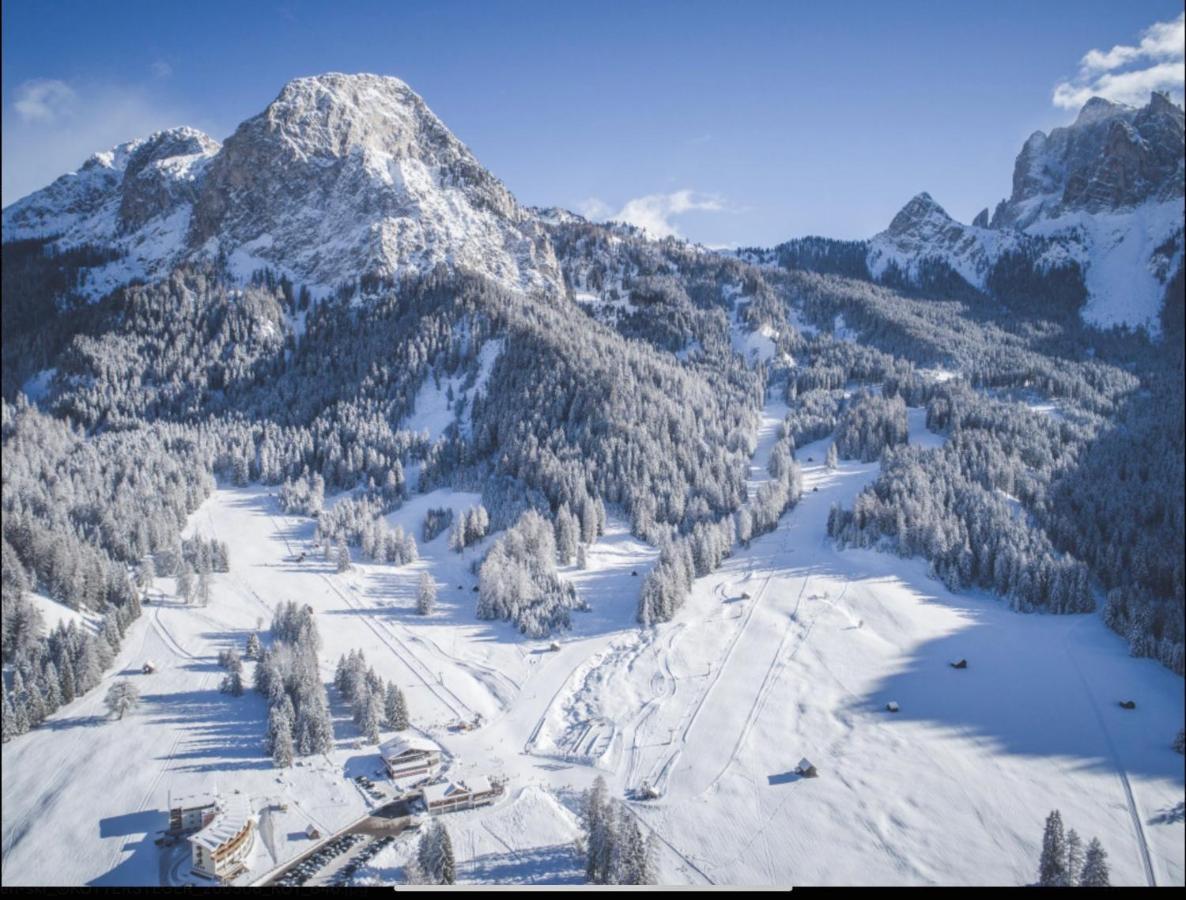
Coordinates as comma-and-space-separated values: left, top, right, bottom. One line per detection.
2, 404, 1182, 887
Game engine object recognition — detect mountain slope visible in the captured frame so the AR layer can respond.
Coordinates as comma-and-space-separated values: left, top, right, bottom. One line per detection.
1, 74, 562, 298
772, 93, 1184, 333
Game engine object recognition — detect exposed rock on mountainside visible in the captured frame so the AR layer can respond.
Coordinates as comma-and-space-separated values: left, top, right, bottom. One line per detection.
2, 74, 562, 298
189, 74, 561, 294
858, 93, 1184, 332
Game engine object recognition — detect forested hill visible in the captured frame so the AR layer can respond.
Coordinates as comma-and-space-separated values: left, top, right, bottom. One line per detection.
1, 74, 1182, 746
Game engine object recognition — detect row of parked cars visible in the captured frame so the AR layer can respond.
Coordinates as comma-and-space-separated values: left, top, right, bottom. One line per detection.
273, 833, 366, 887
330, 834, 396, 885
355, 773, 385, 802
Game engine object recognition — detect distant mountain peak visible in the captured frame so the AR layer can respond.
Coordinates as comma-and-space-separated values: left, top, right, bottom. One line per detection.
886, 192, 952, 236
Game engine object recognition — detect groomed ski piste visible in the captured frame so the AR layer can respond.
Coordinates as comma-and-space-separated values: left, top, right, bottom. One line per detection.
2, 390, 1183, 887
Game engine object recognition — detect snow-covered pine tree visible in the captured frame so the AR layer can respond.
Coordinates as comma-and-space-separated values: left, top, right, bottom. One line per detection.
417, 572, 437, 615
385, 681, 409, 730
436, 822, 455, 884
1079, 837, 1110, 887
1038, 809, 1069, 886
104, 680, 141, 720
826, 442, 839, 470
177, 566, 195, 604
271, 706, 294, 768
1064, 829, 1084, 886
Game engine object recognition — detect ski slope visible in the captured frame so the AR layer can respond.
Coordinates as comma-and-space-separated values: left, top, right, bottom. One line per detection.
2, 404, 1182, 887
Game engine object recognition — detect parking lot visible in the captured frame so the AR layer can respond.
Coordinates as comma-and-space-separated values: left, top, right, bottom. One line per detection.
262, 795, 419, 886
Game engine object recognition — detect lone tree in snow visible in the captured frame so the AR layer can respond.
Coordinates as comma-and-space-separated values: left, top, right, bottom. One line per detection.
1079, 838, 1110, 887
416, 572, 437, 616
104, 680, 141, 720
245, 632, 262, 659
825, 442, 839, 470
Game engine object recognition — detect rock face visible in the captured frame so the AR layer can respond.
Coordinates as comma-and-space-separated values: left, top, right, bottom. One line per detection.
2, 73, 562, 298
867, 93, 1184, 332
118, 128, 221, 232
3, 127, 219, 248
189, 74, 560, 294
994, 92, 1184, 229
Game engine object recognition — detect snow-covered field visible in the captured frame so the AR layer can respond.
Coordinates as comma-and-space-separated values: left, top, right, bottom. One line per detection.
2, 402, 1182, 887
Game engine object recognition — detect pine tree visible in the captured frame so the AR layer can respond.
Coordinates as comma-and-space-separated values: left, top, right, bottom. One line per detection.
137, 555, 155, 591
583, 775, 616, 884
335, 536, 352, 573
1064, 829, 1084, 886
826, 442, 839, 470
197, 568, 213, 607
177, 566, 195, 604
1038, 809, 1069, 886
271, 706, 294, 767
246, 632, 262, 659
1079, 838, 1110, 887
416, 572, 437, 616
385, 681, 409, 730
104, 680, 141, 720
437, 822, 455, 884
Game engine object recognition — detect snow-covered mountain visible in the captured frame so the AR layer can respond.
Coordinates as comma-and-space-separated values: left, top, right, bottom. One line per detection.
866, 191, 1074, 294
865, 92, 1184, 332
2, 73, 562, 297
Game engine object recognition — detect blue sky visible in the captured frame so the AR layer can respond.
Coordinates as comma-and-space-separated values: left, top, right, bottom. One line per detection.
2, 0, 1183, 244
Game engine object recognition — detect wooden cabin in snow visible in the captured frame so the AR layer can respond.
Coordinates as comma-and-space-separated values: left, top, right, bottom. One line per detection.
795, 758, 818, 778
379, 734, 441, 782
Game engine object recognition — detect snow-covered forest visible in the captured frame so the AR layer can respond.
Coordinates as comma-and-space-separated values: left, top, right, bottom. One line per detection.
1, 69, 1182, 888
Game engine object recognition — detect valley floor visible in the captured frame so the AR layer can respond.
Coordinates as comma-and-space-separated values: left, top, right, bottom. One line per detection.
2, 405, 1182, 887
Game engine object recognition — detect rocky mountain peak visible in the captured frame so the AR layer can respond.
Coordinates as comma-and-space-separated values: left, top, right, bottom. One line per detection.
994, 92, 1184, 229
886, 192, 952, 237
188, 72, 555, 293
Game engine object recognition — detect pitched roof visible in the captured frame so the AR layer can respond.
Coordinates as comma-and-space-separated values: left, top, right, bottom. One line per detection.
422, 776, 493, 805
190, 796, 253, 852
380, 733, 438, 759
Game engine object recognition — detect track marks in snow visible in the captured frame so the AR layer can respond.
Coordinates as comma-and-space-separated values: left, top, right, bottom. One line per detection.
1064, 619, 1157, 887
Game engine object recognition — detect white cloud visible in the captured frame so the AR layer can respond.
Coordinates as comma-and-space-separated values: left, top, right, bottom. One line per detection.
582, 189, 726, 238
576, 197, 613, 220
13, 79, 77, 123
1053, 12, 1185, 110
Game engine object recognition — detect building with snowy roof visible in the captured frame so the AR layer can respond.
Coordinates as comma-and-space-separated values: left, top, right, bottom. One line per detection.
379, 734, 441, 782
189, 795, 256, 882
420, 775, 499, 814
168, 791, 220, 834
